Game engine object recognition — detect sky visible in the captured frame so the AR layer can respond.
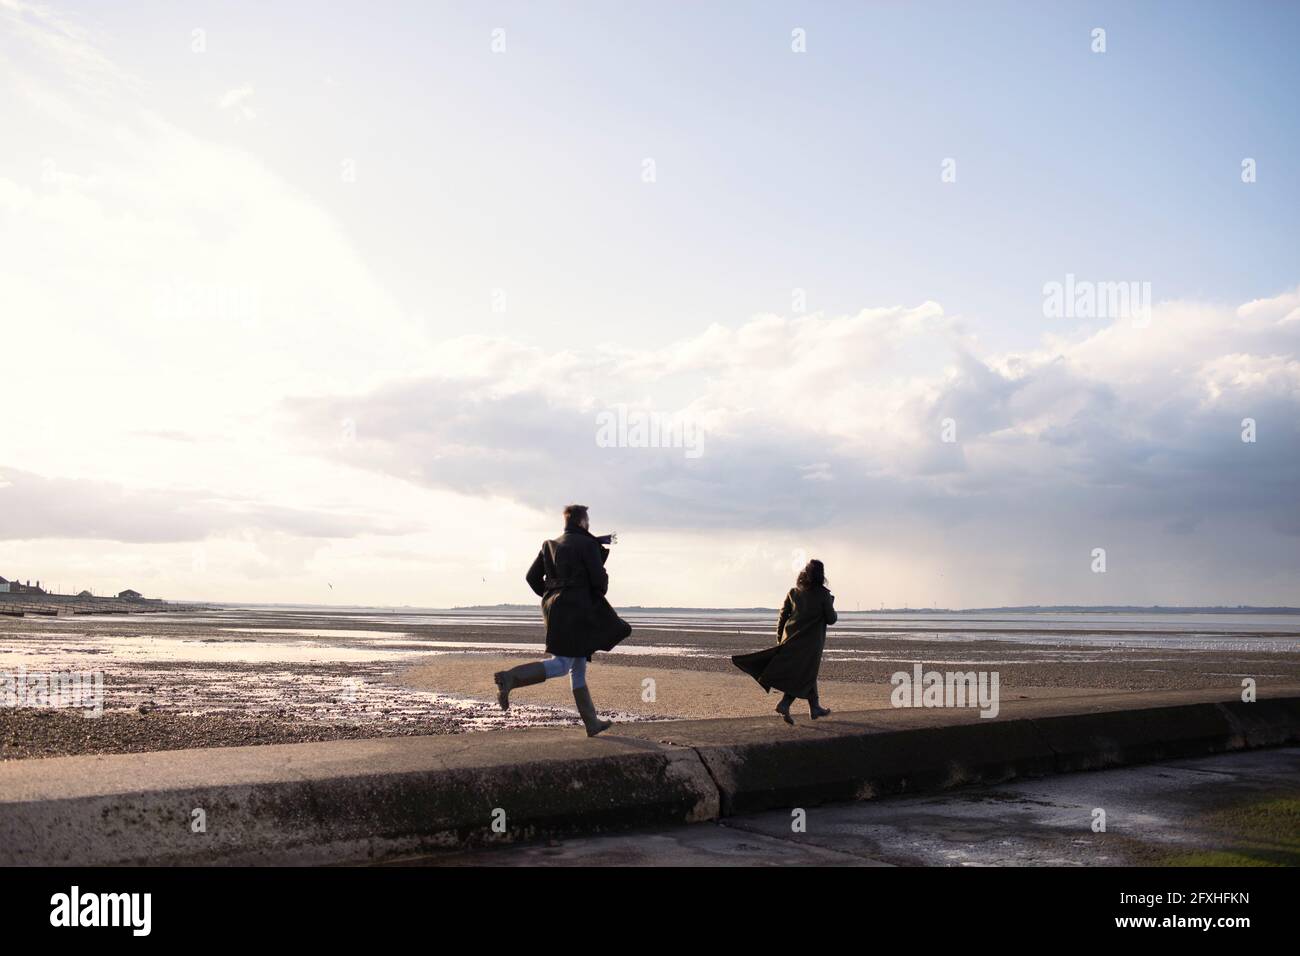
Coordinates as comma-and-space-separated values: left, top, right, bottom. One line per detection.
1, 0, 1297, 609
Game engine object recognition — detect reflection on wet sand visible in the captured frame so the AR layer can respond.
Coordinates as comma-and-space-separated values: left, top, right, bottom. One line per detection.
1, 605, 1297, 759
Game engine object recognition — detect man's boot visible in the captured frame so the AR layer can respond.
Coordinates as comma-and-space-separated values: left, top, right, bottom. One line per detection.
572, 686, 612, 736
493, 662, 548, 711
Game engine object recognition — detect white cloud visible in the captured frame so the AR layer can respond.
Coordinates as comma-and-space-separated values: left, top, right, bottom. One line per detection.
291, 290, 1300, 548
216, 83, 257, 121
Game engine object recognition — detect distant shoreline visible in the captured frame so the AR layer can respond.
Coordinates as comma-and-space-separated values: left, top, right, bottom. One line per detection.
447, 603, 1300, 615
188, 601, 1300, 615
12, 594, 1292, 615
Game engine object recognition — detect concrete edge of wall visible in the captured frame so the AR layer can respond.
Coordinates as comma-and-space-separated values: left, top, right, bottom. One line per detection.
2, 695, 1296, 865
695, 697, 1300, 817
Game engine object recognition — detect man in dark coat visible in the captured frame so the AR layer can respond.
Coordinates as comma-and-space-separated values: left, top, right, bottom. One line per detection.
494, 504, 632, 736
733, 559, 837, 723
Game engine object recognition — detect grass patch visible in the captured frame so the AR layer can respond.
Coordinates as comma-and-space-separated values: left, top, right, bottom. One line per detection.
1157, 795, 1300, 867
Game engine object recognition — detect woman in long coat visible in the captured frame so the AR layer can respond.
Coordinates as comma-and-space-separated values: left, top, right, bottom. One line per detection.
493, 504, 632, 736
732, 559, 837, 723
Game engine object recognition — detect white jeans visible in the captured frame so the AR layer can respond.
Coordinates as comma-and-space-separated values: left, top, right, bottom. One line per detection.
542, 655, 588, 689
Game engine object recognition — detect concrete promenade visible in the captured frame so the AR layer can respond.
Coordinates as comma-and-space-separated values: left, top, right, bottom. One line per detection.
400, 747, 1300, 866
2, 687, 1298, 865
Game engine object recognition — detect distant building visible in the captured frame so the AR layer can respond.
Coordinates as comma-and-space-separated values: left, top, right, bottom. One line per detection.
77, 590, 94, 598
0, 577, 8, 594
4, 579, 44, 595
118, 589, 143, 600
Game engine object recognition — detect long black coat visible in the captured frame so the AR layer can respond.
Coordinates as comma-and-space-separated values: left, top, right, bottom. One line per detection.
732, 585, 837, 699
526, 526, 632, 659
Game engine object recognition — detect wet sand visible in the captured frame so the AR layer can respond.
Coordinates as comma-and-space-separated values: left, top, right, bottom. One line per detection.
397, 654, 1109, 720
0, 707, 456, 761
2, 605, 1297, 760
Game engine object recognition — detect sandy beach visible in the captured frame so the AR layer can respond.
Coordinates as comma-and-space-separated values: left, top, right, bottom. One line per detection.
3, 605, 1298, 760
397, 654, 1109, 721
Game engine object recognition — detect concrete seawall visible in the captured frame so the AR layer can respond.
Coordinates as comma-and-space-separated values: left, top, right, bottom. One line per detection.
2, 687, 1298, 865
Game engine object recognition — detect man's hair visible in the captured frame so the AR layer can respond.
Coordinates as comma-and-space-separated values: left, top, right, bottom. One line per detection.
563, 503, 589, 526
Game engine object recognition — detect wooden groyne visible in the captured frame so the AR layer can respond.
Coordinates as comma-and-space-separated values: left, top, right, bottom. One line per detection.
0, 595, 213, 617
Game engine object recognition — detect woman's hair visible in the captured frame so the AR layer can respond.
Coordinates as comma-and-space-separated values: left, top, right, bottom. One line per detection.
796, 559, 827, 591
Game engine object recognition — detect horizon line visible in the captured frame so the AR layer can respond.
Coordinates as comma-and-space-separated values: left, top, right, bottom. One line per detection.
189, 601, 1300, 615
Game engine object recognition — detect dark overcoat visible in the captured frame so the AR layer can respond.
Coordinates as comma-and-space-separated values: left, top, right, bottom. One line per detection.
526, 526, 632, 659
732, 585, 837, 698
